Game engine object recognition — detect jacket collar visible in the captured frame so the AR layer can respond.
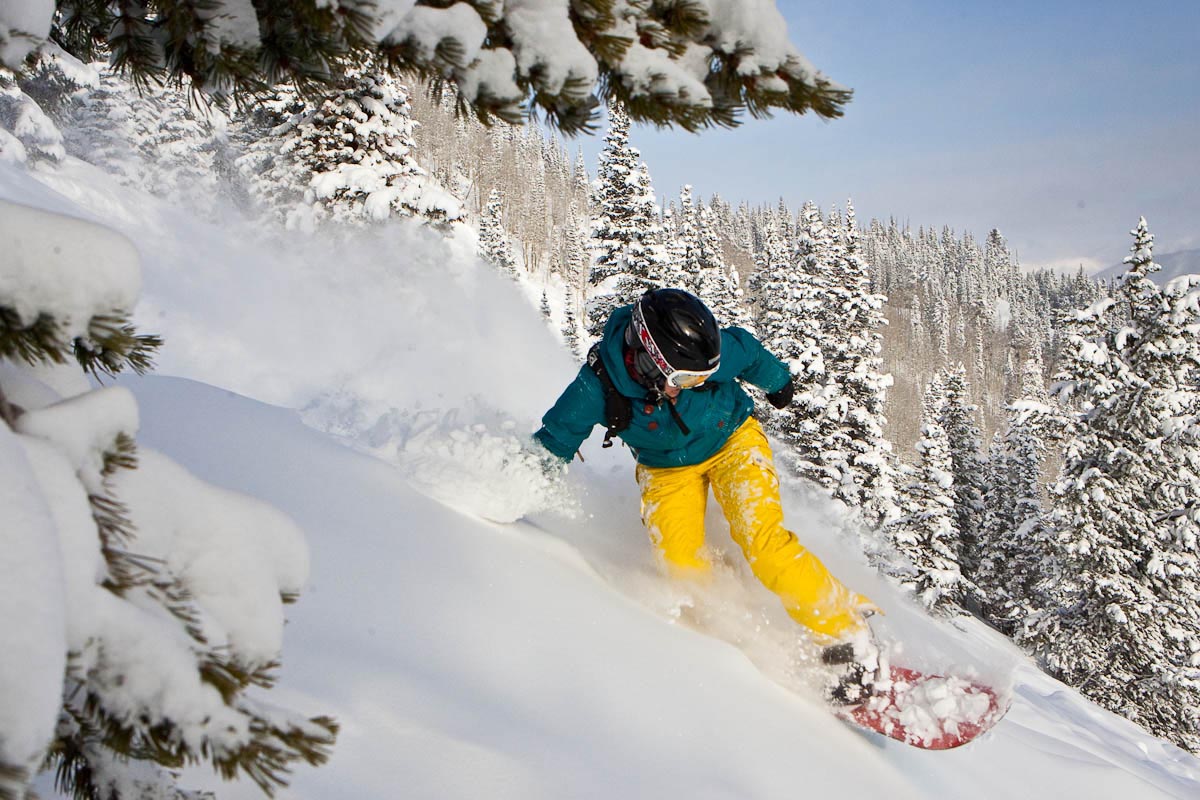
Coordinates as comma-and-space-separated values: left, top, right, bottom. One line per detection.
599, 305, 647, 398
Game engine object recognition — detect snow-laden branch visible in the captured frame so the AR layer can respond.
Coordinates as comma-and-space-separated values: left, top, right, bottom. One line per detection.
4, 0, 851, 133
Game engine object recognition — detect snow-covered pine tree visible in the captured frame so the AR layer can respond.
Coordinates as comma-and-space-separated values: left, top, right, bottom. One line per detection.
696, 203, 754, 331
561, 286, 583, 358
0, 54, 72, 165
672, 184, 703, 291
526, 144, 551, 255
585, 104, 666, 337
974, 354, 1061, 633
659, 194, 693, 292
775, 197, 795, 243
707, 193, 735, 256
230, 83, 313, 224
939, 364, 986, 579
0, 200, 336, 800
573, 148, 591, 209
1021, 218, 1200, 752
749, 218, 799, 367
479, 187, 519, 278
820, 200, 897, 523
734, 203, 755, 259
768, 203, 842, 494
270, 68, 462, 229
973, 324, 988, 399
935, 294, 951, 365
557, 205, 589, 356
976, 430, 1013, 595
887, 375, 966, 611
42, 63, 222, 212
909, 293, 924, 346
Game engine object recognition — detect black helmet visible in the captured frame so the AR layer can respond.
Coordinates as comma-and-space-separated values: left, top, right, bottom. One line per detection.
627, 289, 721, 388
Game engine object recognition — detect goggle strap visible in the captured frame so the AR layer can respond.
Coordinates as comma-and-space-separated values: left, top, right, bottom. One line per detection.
632, 301, 675, 379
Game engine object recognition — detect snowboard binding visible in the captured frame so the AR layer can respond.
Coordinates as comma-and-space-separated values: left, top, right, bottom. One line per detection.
821, 638, 882, 706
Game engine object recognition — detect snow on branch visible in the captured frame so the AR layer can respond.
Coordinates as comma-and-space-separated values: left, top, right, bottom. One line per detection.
10, 0, 851, 133
0, 200, 336, 799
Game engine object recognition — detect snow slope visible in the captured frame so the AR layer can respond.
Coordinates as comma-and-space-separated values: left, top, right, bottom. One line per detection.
126, 374, 1199, 800
7, 156, 1200, 799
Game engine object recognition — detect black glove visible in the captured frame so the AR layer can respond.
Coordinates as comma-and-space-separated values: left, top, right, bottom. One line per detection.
765, 379, 795, 409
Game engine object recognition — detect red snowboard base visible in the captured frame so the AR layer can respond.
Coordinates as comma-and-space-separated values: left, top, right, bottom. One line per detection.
838, 665, 1006, 750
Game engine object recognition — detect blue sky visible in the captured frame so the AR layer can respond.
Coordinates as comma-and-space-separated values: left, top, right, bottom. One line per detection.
574, 0, 1200, 270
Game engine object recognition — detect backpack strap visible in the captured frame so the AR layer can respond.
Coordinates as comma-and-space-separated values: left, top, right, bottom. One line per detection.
587, 343, 632, 448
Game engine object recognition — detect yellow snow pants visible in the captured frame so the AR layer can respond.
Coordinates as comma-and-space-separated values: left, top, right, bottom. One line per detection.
635, 417, 874, 640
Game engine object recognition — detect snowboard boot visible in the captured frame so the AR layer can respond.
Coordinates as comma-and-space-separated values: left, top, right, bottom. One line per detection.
821, 637, 881, 706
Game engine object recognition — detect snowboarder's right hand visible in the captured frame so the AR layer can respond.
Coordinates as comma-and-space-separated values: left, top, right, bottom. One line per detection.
530, 439, 569, 479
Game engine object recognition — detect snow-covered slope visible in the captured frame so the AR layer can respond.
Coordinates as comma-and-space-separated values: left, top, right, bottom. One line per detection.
124, 374, 1199, 800
7, 157, 1200, 799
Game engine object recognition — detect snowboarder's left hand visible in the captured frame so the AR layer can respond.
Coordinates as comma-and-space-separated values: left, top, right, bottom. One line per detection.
766, 379, 795, 409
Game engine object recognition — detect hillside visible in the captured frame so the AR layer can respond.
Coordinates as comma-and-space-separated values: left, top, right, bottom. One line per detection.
122, 372, 1200, 800
6, 50, 1200, 796
5, 156, 1200, 799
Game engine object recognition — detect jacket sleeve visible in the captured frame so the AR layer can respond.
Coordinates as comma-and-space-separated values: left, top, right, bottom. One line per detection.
533, 365, 606, 461
723, 327, 792, 394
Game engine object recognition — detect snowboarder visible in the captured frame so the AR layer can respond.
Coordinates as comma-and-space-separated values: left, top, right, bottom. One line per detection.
535, 288, 879, 702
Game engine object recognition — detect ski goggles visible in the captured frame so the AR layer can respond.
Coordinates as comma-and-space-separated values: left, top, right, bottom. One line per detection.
630, 302, 719, 389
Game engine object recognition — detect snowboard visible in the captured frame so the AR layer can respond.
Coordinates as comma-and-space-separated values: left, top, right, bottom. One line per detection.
837, 664, 1006, 750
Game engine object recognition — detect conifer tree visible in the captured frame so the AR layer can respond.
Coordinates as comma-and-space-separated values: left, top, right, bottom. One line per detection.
909, 293, 924, 346
750, 218, 799, 364
939, 364, 987, 577
673, 184, 703, 291
585, 105, 666, 337
558, 204, 590, 354
659, 191, 695, 291
57, 66, 221, 210
561, 287, 583, 358
888, 376, 966, 610
752, 215, 819, 473
973, 324, 988, 397
821, 200, 897, 522
734, 203, 755, 258
935, 295, 951, 365
766, 203, 847, 499
976, 431, 1013, 600
238, 68, 462, 229
974, 359, 1061, 633
231, 83, 311, 223
696, 204, 753, 331
1022, 218, 1200, 752
479, 188, 519, 278
573, 148, 591, 208
0, 200, 336, 800
0, 59, 70, 164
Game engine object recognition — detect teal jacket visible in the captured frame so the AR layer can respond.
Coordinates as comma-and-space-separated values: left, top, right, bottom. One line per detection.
534, 305, 791, 467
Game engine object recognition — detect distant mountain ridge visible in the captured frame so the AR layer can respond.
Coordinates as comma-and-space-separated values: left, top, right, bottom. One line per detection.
1093, 248, 1200, 285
